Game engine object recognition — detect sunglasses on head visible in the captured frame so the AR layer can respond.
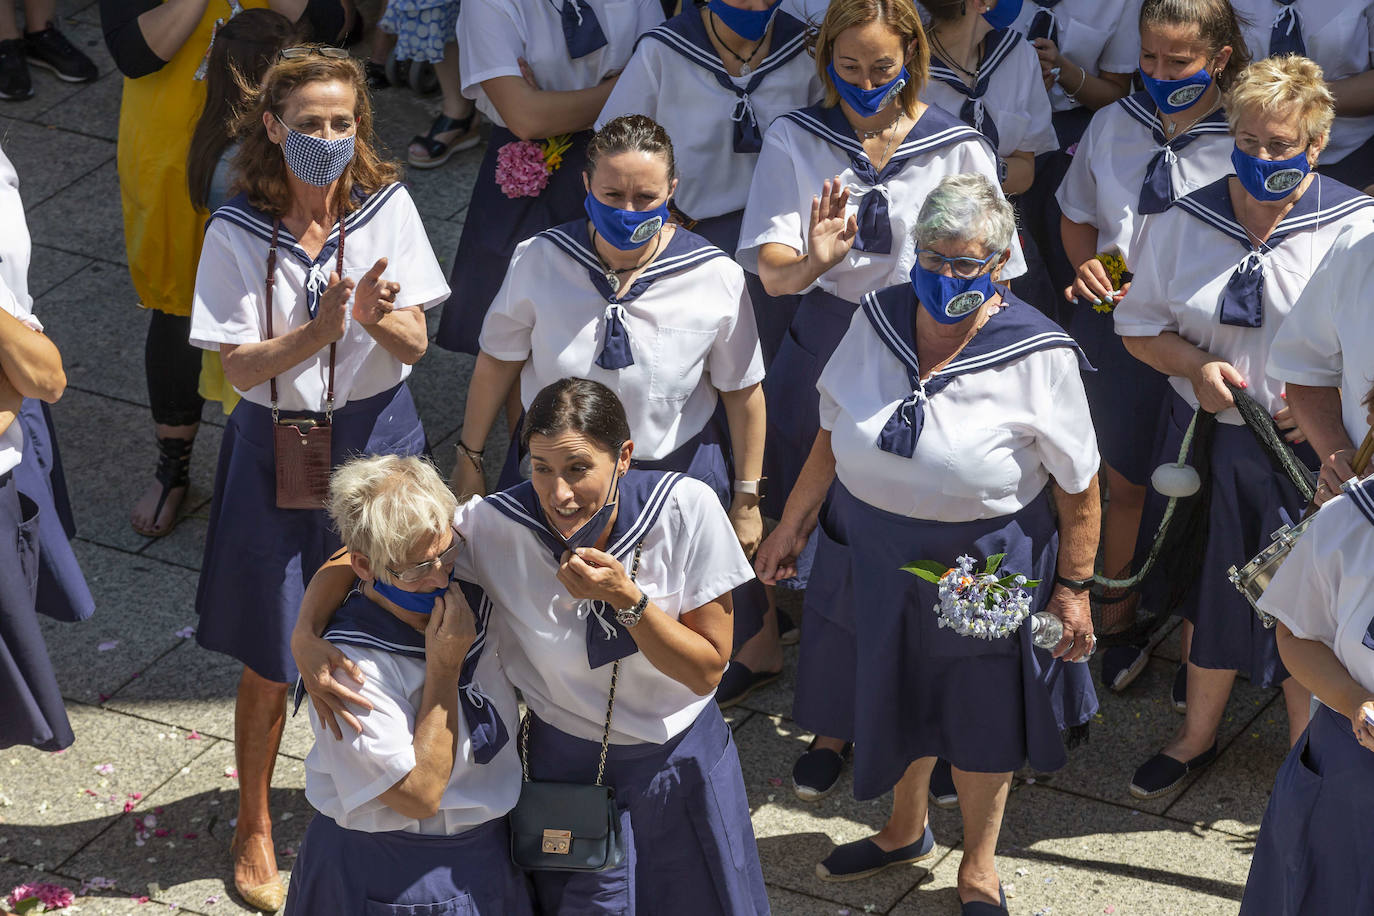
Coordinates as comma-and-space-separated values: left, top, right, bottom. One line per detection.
278, 46, 350, 61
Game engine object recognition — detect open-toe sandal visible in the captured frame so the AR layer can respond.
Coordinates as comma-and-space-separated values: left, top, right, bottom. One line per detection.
407, 112, 481, 169
133, 435, 193, 537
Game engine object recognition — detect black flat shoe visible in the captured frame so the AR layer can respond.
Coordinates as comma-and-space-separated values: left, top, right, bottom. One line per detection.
1100, 642, 1150, 692
928, 758, 958, 809
815, 825, 936, 882
960, 885, 1008, 915
1172, 664, 1188, 713
715, 661, 780, 709
777, 607, 799, 646
1130, 742, 1217, 799
792, 739, 851, 801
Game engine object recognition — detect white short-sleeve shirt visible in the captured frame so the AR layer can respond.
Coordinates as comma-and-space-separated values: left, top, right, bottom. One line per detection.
0, 148, 31, 313
1056, 92, 1234, 262
596, 10, 822, 221
818, 288, 1099, 522
0, 271, 41, 476
1006, 0, 1141, 112
1234, 0, 1374, 166
454, 472, 756, 744
1258, 476, 1374, 696
188, 184, 450, 412
921, 28, 1059, 160
1115, 175, 1374, 424
479, 222, 764, 461
737, 102, 1026, 303
303, 625, 521, 835
1268, 220, 1374, 445
459, 0, 664, 129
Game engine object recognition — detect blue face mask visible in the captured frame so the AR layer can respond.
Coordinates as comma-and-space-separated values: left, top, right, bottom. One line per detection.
584, 192, 670, 251
708, 0, 783, 42
982, 0, 1024, 30
547, 467, 620, 553
1139, 66, 1213, 115
1231, 144, 1310, 202
372, 572, 453, 615
276, 115, 355, 187
826, 62, 909, 119
909, 262, 998, 325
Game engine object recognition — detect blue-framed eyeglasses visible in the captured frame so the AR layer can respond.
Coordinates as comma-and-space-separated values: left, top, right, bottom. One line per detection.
915, 248, 1003, 279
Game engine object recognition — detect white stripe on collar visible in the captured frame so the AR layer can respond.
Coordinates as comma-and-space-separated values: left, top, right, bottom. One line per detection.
212, 182, 404, 252
861, 289, 920, 370
938, 330, 1078, 375
783, 109, 986, 160
640, 21, 808, 82
929, 27, 1024, 91
1117, 93, 1230, 138
1174, 185, 1374, 247
1347, 477, 1374, 527
324, 628, 425, 657
540, 226, 727, 282
607, 471, 685, 556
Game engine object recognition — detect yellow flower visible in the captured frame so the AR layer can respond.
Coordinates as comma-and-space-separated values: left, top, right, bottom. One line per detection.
1095, 252, 1127, 291
542, 134, 574, 172
1092, 300, 1115, 314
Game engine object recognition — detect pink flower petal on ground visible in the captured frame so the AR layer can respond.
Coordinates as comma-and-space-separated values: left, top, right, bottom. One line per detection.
131, 894, 151, 903
184, 832, 198, 839
224, 767, 238, 779
123, 801, 135, 812
154, 828, 170, 837
766, 777, 783, 787
153, 807, 163, 815
186, 730, 202, 740
98, 640, 119, 651
1104, 908, 1116, 914
175, 626, 195, 639
94, 763, 115, 775
98, 693, 111, 702
129, 792, 143, 800
204, 894, 220, 905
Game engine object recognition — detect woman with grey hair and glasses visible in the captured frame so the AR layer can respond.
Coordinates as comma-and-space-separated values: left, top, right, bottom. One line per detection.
756, 173, 1101, 909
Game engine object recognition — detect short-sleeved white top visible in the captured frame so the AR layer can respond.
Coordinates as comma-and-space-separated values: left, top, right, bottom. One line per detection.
1056, 91, 1233, 262
1234, 0, 1374, 166
596, 10, 822, 221
1115, 175, 1374, 424
921, 27, 1059, 160
303, 608, 521, 835
818, 288, 1099, 522
1006, 0, 1141, 112
454, 471, 756, 744
188, 184, 450, 412
480, 221, 764, 461
1258, 476, 1374, 696
1268, 220, 1374, 445
737, 102, 1026, 303
459, 0, 664, 130
0, 148, 31, 312
0, 271, 40, 476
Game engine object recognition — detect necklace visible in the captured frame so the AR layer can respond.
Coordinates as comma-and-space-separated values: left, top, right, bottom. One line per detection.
858, 107, 904, 140
866, 114, 904, 166
591, 228, 664, 291
1159, 95, 1220, 139
929, 30, 980, 82
707, 10, 767, 75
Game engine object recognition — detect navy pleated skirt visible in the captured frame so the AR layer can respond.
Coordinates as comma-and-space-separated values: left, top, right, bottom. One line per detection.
1067, 299, 1170, 486
437, 127, 593, 355
1144, 392, 1315, 687
523, 705, 768, 916
794, 484, 1097, 798
0, 469, 72, 751
15, 399, 93, 623
284, 815, 534, 915
684, 208, 800, 369
1240, 703, 1374, 915
195, 383, 427, 684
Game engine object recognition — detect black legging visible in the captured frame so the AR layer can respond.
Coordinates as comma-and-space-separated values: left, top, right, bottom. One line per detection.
145, 310, 205, 428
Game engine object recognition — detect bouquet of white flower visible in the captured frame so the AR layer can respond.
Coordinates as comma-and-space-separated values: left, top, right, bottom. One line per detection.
901, 553, 1038, 641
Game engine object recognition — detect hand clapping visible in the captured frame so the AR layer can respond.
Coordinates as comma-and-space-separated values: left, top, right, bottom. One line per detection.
353, 257, 401, 326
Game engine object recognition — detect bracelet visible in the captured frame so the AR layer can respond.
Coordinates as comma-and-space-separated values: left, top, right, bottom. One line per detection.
456, 441, 485, 472
1055, 574, 1093, 592
1062, 63, 1088, 98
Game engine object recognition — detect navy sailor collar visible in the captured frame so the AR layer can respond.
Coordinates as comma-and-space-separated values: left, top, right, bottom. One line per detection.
539, 217, 727, 305
1348, 475, 1374, 527
1117, 90, 1230, 145
210, 183, 402, 269
781, 98, 989, 164
637, 7, 808, 82
1174, 174, 1374, 250
928, 27, 1023, 96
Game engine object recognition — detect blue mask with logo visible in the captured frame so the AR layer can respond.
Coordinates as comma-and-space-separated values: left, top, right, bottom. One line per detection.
584, 192, 669, 251
708, 0, 783, 41
982, 0, 1024, 29
276, 115, 355, 187
909, 262, 998, 325
372, 572, 453, 615
547, 468, 620, 553
1139, 67, 1213, 115
826, 62, 909, 119
1231, 144, 1310, 202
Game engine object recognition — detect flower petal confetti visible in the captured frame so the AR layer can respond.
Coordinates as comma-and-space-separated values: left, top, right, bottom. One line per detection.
174, 626, 195, 639
93, 763, 114, 775
97, 640, 119, 652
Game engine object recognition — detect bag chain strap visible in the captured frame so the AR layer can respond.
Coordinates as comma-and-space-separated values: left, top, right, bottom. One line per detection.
265, 215, 344, 424
520, 540, 645, 787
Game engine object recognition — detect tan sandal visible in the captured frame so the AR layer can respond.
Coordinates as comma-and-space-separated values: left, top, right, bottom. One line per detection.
231, 834, 285, 913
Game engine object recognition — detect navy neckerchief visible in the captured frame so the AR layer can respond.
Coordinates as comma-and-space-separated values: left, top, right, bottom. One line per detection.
928, 27, 1024, 152
538, 219, 727, 369
554, 0, 608, 59
1027, 0, 1062, 43
781, 103, 988, 254
1270, 0, 1305, 58
1116, 90, 1230, 215
485, 469, 687, 668
306, 582, 510, 765
1172, 174, 1374, 328
209, 185, 399, 318
861, 284, 1092, 457
638, 10, 809, 153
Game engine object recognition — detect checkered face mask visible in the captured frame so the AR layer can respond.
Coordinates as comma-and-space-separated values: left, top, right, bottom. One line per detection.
276, 115, 356, 187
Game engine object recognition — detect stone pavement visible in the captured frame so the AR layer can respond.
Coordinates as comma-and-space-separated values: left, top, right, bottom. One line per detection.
0, 5, 1277, 912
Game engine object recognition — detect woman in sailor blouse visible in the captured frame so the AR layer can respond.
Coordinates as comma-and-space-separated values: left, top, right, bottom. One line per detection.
295, 378, 768, 915
756, 174, 1100, 903
596, 0, 823, 364
1240, 388, 1374, 916
285, 455, 530, 914
1233, 0, 1374, 189
436, 0, 665, 356
1114, 55, 1374, 801
187, 50, 450, 910
1055, 0, 1244, 697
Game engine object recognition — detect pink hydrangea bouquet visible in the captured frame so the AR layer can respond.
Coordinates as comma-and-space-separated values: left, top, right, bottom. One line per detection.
902, 553, 1038, 640
494, 134, 575, 200
6, 882, 76, 913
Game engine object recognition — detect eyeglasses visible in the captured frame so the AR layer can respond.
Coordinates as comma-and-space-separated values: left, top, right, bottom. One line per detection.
279, 46, 350, 61
916, 248, 1003, 279
385, 528, 465, 583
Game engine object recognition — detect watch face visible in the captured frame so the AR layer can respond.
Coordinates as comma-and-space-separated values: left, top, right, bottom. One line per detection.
615, 608, 640, 627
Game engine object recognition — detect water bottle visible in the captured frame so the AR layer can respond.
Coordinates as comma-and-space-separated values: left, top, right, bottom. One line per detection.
1028, 613, 1094, 661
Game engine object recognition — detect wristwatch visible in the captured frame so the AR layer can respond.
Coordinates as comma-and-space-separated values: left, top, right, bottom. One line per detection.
732, 477, 765, 498
1054, 575, 1093, 593
615, 590, 649, 628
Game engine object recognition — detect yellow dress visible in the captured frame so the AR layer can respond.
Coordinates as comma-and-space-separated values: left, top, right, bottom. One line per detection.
116, 0, 265, 411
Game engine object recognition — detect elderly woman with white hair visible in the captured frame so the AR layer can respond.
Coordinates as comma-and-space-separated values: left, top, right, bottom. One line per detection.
756, 172, 1101, 911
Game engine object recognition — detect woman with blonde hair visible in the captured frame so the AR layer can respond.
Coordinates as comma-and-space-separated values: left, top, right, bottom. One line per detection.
1115, 53, 1374, 800
188, 46, 449, 910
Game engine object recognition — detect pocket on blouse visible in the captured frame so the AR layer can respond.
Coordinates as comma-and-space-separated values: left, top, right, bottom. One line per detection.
649, 326, 716, 402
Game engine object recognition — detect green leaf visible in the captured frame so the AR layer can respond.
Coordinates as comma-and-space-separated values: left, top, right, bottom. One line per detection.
982, 553, 1005, 575
13, 897, 43, 915
901, 560, 948, 584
